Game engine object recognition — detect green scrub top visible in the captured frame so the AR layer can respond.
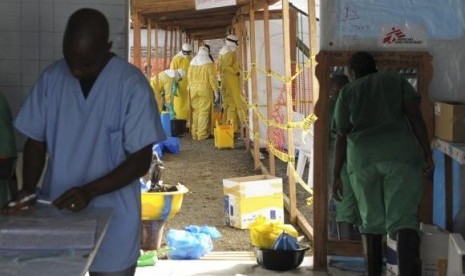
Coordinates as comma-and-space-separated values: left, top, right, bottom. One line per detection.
333, 72, 423, 172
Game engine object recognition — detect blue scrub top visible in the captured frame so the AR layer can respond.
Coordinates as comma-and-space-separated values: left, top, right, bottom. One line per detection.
15, 56, 166, 272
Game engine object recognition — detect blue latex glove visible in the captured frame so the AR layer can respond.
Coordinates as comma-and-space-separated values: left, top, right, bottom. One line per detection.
165, 103, 176, 119
172, 82, 179, 97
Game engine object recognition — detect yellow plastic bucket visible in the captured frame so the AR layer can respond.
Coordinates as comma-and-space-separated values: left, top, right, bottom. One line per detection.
141, 184, 189, 221
214, 121, 234, 149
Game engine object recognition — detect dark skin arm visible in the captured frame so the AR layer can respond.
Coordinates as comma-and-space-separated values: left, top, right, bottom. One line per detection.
403, 98, 434, 178
53, 144, 152, 212
332, 131, 348, 201
2, 138, 46, 211
4, 138, 152, 212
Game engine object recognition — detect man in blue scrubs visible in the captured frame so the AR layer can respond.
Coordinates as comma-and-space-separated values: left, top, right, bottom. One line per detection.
8, 8, 165, 276
333, 52, 433, 276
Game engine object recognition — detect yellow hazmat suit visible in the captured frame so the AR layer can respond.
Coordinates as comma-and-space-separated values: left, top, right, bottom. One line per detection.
170, 52, 192, 120
188, 47, 218, 140
218, 40, 246, 131
150, 69, 182, 117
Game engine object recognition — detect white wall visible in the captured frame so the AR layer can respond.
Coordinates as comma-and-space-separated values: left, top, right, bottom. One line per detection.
0, 0, 128, 149
319, 0, 465, 102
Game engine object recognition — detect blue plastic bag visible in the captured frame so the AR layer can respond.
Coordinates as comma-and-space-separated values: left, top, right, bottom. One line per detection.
166, 229, 213, 260
161, 137, 180, 154
185, 225, 222, 239
272, 231, 299, 251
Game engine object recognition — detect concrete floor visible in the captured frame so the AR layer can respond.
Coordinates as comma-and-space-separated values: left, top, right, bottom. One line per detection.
135, 254, 367, 276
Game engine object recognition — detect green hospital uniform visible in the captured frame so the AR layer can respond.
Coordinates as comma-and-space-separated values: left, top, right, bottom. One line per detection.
0, 92, 17, 207
329, 100, 360, 226
333, 72, 423, 237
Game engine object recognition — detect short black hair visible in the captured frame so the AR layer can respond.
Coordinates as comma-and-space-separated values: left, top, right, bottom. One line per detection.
348, 51, 377, 79
64, 8, 110, 47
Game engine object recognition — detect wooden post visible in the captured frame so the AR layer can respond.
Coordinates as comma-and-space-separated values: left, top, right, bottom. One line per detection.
240, 17, 251, 154
313, 52, 329, 271
163, 28, 168, 69
263, 1, 276, 176
282, 0, 297, 223
289, 8, 297, 110
174, 27, 178, 53
249, 3, 261, 170
146, 18, 152, 78
307, 0, 318, 112
155, 24, 159, 75
169, 28, 174, 64
133, 12, 142, 70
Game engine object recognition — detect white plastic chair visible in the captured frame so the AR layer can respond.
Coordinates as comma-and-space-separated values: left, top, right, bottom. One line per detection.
291, 112, 314, 188
447, 233, 465, 276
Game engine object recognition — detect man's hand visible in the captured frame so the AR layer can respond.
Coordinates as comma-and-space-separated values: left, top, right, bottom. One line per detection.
53, 186, 92, 212
332, 177, 343, 202
2, 189, 37, 213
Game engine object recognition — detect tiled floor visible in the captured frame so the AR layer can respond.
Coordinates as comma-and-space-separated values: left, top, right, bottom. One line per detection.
135, 253, 366, 276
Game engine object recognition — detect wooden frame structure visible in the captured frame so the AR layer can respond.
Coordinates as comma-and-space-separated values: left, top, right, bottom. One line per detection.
312, 50, 434, 270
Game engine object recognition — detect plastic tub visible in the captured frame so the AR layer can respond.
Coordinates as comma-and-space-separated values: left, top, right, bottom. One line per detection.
254, 246, 310, 271
141, 184, 189, 221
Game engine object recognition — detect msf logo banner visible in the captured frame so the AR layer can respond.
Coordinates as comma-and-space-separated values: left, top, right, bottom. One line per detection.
379, 25, 426, 48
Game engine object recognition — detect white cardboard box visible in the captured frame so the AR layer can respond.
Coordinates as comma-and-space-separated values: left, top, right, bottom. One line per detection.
223, 175, 284, 229
386, 224, 449, 276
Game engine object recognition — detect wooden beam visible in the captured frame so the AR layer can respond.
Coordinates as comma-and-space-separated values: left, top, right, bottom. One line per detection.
263, 1, 276, 176
307, 0, 318, 113
249, 3, 261, 170
133, 12, 142, 70
163, 29, 168, 68
146, 17, 152, 77
283, 194, 314, 241
243, 9, 283, 20
133, 0, 251, 13
240, 17, 251, 154
283, 0, 297, 224
290, 8, 297, 110
313, 51, 330, 271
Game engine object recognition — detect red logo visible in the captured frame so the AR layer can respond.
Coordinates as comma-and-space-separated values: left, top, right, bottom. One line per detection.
383, 27, 406, 44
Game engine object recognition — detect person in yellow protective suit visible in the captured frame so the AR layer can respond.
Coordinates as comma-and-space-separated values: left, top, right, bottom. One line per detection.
218, 34, 246, 132
170, 43, 192, 120
150, 68, 185, 119
188, 46, 218, 140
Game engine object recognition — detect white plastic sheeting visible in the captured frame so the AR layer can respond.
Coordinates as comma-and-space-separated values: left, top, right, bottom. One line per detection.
320, 0, 465, 102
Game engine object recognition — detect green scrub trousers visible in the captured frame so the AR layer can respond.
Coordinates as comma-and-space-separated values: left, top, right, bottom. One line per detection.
349, 161, 423, 238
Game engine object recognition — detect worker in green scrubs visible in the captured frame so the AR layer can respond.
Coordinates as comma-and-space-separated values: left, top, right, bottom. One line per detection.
328, 73, 361, 241
332, 52, 434, 276
0, 92, 17, 207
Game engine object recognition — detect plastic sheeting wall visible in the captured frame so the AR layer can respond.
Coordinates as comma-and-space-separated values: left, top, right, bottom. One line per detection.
320, 0, 465, 103
245, 19, 312, 147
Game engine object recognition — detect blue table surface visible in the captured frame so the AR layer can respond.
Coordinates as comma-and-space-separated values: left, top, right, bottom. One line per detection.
0, 204, 112, 276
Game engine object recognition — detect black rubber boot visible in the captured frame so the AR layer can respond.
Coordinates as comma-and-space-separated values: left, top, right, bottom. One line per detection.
361, 234, 383, 276
397, 229, 421, 276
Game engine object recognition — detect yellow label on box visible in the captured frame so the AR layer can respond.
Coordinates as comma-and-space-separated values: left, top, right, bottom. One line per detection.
224, 194, 284, 229
223, 175, 284, 229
